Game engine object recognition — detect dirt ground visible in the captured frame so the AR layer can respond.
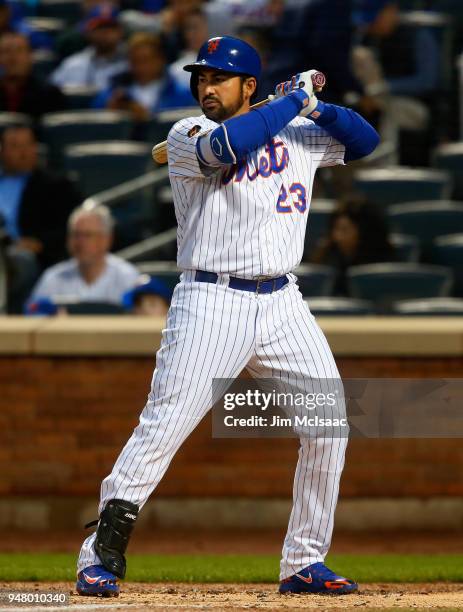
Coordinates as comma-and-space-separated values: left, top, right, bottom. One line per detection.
1, 531, 462, 610
1, 581, 463, 611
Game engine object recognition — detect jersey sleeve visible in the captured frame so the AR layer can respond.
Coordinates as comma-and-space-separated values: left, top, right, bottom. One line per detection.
302, 121, 346, 168
167, 117, 218, 178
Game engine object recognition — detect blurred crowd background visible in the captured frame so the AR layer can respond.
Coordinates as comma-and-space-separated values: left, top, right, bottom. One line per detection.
1, 0, 463, 317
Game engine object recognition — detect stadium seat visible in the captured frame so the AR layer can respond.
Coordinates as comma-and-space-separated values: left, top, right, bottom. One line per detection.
65, 141, 151, 246
136, 262, 181, 291
353, 167, 452, 207
37, 0, 81, 24
399, 11, 453, 87
32, 49, 58, 80
387, 201, 463, 258
433, 143, 463, 200
64, 141, 151, 195
432, 233, 463, 296
40, 110, 133, 167
432, 0, 463, 21
390, 233, 420, 262
347, 263, 453, 312
0, 113, 31, 135
24, 17, 66, 42
293, 264, 336, 297
393, 297, 463, 316
304, 199, 336, 259
0, 244, 7, 314
57, 301, 126, 315
141, 107, 199, 146
305, 297, 374, 316
62, 85, 99, 110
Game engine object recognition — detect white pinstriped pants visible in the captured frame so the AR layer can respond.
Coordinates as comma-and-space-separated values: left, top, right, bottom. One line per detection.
78, 271, 347, 580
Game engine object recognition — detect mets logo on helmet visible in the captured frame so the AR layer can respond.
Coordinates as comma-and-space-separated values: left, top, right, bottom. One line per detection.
207, 39, 220, 54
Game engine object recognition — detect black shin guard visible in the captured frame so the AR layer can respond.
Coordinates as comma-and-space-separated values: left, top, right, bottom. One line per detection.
94, 499, 139, 578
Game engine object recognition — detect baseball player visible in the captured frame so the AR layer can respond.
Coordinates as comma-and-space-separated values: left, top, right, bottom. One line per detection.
76, 36, 379, 597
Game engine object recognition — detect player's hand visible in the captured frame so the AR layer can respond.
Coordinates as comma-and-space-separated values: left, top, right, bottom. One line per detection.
272, 70, 323, 117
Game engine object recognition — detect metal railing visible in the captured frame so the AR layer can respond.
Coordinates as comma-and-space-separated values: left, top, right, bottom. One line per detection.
117, 228, 178, 262
81, 167, 177, 263
82, 167, 169, 209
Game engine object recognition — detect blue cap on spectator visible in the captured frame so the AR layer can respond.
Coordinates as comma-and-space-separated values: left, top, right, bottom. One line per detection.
352, 0, 394, 26
84, 3, 120, 32
122, 275, 172, 310
25, 297, 58, 316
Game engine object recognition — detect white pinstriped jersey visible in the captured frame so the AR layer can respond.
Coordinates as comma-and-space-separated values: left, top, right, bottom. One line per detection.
167, 114, 345, 278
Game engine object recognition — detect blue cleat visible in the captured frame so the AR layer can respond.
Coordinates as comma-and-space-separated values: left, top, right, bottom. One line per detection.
76, 565, 120, 597
279, 562, 358, 595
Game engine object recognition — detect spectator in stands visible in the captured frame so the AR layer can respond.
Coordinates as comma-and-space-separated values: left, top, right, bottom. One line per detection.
122, 274, 171, 316
238, 27, 276, 104
353, 0, 439, 99
0, 32, 66, 120
263, 0, 363, 107
51, 3, 128, 91
93, 32, 195, 120
168, 8, 207, 88
157, 0, 205, 64
56, 0, 122, 60
352, 0, 440, 164
311, 196, 395, 295
0, 211, 39, 314
0, 125, 81, 271
0, 0, 52, 50
29, 205, 139, 306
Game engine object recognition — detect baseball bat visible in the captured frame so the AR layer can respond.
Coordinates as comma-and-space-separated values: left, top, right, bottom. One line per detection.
151, 71, 326, 165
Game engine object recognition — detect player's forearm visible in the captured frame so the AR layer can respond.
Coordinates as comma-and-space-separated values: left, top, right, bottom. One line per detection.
309, 102, 380, 162
196, 90, 308, 166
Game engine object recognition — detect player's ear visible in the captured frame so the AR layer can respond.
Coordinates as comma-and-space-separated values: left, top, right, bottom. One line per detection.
243, 76, 257, 101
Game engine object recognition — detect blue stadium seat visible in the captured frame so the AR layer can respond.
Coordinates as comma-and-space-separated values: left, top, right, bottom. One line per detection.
433, 143, 463, 200
141, 107, 199, 146
432, 233, 463, 296
304, 199, 336, 259
387, 201, 463, 257
294, 264, 336, 297
40, 110, 133, 167
305, 297, 374, 316
65, 141, 151, 246
32, 49, 58, 80
390, 233, 420, 262
64, 141, 151, 196
393, 297, 463, 316
347, 263, 453, 312
57, 301, 126, 315
354, 167, 452, 207
24, 17, 66, 43
0, 112, 31, 134
62, 85, 100, 110
37, 0, 82, 24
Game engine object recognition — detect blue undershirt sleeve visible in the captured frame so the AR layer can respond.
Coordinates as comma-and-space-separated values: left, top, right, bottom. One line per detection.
197, 89, 308, 165
310, 101, 380, 162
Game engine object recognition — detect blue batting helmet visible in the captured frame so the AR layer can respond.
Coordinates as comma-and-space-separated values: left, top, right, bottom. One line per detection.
183, 36, 261, 100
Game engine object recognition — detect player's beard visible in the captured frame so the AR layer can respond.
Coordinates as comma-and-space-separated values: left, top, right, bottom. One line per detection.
201, 89, 245, 123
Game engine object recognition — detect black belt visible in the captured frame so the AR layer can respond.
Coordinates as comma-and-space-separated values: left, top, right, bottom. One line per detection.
194, 270, 289, 294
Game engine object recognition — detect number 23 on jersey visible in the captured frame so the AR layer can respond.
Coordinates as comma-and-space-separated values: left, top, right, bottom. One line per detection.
276, 183, 307, 214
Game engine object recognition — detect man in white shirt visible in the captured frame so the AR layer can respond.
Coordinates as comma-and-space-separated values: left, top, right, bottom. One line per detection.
51, 4, 128, 91
29, 205, 139, 306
